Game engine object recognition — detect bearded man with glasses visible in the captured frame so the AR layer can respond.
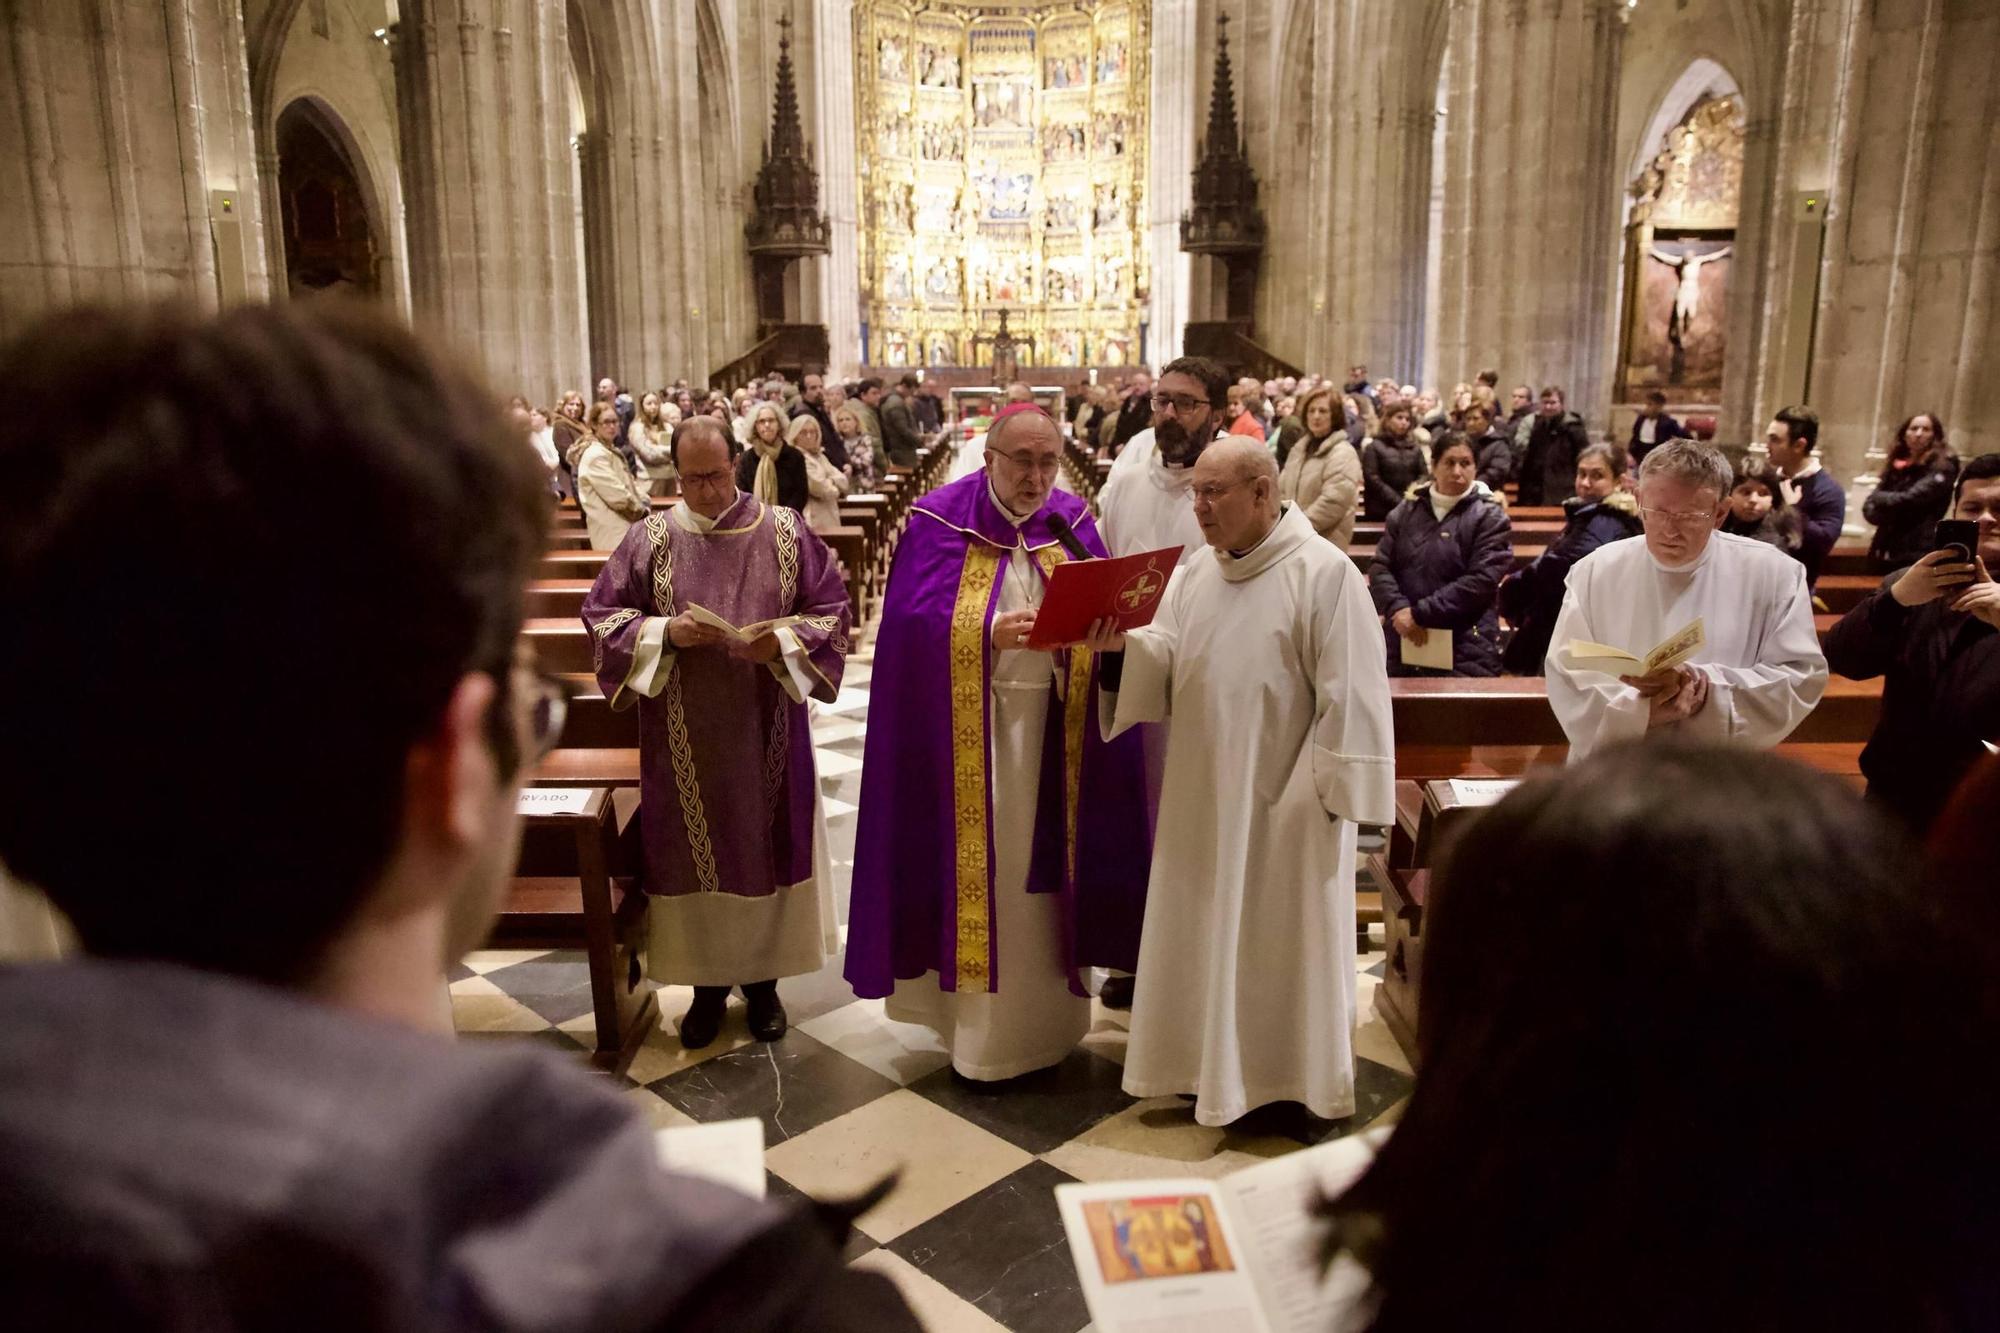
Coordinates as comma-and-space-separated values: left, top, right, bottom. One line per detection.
1547, 439, 1827, 757
847, 403, 1150, 1081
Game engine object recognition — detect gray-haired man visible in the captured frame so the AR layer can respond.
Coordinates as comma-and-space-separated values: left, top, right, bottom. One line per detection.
1546, 439, 1828, 758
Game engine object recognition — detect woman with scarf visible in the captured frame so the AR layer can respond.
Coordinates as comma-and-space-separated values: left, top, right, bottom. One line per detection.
734, 401, 809, 512
569, 400, 651, 550
1277, 385, 1364, 549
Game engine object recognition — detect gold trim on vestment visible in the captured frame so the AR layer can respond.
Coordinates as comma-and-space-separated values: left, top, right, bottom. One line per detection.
590, 607, 639, 673
1036, 548, 1093, 889
912, 505, 1067, 553
648, 513, 721, 894
949, 543, 1005, 992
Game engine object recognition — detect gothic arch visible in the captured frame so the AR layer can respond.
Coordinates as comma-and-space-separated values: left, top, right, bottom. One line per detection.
275, 95, 387, 298
1629, 56, 1743, 189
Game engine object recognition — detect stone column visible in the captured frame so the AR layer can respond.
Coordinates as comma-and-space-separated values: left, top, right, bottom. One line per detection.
1146, 0, 1199, 368
1434, 0, 1624, 421
0, 0, 272, 338
813, 0, 862, 373
391, 0, 585, 402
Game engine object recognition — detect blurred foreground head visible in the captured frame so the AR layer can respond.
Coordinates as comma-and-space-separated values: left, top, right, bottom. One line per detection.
1326, 744, 2000, 1331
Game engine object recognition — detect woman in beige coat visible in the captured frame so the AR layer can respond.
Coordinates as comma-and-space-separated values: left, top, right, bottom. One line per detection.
1277, 386, 1363, 549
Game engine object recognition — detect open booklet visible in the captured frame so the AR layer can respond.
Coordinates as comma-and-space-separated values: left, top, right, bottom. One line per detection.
1054, 1134, 1381, 1333
655, 1117, 766, 1198
1562, 616, 1705, 678
684, 602, 804, 645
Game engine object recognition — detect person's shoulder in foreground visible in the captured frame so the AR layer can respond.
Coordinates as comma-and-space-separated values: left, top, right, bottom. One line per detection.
0, 300, 918, 1332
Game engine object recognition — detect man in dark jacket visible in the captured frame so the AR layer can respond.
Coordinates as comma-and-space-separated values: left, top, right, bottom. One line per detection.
1518, 385, 1591, 506
1824, 453, 2000, 834
1112, 369, 1154, 450
880, 373, 925, 467
792, 369, 847, 470
1765, 404, 1846, 588
0, 302, 919, 1332
1367, 436, 1517, 676
1628, 390, 1691, 463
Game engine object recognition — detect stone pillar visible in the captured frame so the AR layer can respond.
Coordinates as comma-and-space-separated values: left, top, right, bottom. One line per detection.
391, 0, 585, 402
813, 0, 862, 373
1434, 0, 1624, 422
1146, 0, 1198, 368
0, 0, 272, 338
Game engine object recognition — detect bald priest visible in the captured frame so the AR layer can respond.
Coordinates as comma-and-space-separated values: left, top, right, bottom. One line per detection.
846, 405, 1151, 1079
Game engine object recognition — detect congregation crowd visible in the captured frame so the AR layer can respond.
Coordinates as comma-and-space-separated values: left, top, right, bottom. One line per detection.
1, 302, 1996, 1330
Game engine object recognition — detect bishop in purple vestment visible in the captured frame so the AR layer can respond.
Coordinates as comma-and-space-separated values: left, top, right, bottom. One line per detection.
583, 420, 851, 1047
845, 407, 1151, 1080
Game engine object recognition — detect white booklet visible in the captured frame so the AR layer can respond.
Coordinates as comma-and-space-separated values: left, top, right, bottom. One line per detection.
655, 1117, 766, 1199
1396, 628, 1453, 671
1054, 1134, 1381, 1333
1445, 777, 1519, 808
1562, 616, 1705, 677
684, 602, 803, 645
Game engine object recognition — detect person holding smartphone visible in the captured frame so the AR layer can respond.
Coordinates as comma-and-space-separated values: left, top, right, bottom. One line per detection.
1824, 452, 2000, 833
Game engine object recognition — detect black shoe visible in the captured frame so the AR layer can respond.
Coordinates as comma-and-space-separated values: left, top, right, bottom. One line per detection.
742, 980, 788, 1042
1099, 975, 1134, 1010
679, 986, 730, 1050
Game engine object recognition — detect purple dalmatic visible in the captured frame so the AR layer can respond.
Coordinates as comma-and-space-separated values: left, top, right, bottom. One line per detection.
845, 471, 1152, 1000
582, 494, 850, 912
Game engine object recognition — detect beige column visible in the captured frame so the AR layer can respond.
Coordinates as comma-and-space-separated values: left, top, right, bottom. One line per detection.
391, 0, 585, 402
1434, 0, 1624, 421
811, 0, 862, 373
0, 0, 272, 338
1146, 0, 1199, 367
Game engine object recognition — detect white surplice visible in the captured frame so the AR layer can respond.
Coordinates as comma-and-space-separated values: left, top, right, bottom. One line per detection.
1103, 504, 1396, 1126
884, 483, 1090, 1079
1546, 530, 1828, 758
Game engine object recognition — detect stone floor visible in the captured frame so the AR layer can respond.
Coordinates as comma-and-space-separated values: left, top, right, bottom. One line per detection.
456, 631, 1412, 1332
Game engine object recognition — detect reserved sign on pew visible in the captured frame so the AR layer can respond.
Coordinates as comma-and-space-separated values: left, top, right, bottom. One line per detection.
517, 787, 596, 816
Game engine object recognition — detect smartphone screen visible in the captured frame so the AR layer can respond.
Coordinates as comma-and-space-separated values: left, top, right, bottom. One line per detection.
1934, 519, 1979, 563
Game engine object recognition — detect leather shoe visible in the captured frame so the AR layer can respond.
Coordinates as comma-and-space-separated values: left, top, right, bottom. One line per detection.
1099, 975, 1134, 1010
678, 986, 729, 1050
743, 980, 788, 1042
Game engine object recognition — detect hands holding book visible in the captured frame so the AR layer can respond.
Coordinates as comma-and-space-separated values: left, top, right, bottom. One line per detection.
1622, 664, 1710, 727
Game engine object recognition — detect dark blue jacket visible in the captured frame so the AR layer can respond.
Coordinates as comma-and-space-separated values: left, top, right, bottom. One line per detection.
1499, 490, 1643, 674
1368, 482, 1515, 676
1863, 450, 1959, 570
1788, 467, 1847, 588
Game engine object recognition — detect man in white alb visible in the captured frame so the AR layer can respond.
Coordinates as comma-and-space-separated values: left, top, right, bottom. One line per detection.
1082, 437, 1395, 1127
1547, 438, 1827, 756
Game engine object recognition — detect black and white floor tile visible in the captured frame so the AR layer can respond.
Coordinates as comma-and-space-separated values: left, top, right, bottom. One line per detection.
454, 641, 1413, 1332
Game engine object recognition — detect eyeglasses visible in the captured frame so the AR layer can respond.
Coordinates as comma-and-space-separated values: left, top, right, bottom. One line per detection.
1191, 479, 1249, 505
988, 446, 1060, 476
1151, 392, 1213, 414
1641, 506, 1717, 531
521, 668, 573, 763
680, 469, 734, 488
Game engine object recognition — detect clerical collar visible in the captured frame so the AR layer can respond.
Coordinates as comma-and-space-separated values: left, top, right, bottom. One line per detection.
1227, 506, 1286, 559
674, 501, 722, 533
986, 476, 1033, 528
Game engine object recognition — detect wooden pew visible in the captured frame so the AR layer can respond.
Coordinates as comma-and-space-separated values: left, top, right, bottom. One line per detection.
501, 787, 655, 1069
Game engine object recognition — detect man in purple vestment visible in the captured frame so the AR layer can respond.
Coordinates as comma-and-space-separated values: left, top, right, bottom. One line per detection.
846, 406, 1151, 1080
584, 419, 852, 1049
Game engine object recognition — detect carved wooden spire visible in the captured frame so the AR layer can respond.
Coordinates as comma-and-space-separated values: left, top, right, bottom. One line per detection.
1181, 11, 1265, 256
746, 11, 829, 257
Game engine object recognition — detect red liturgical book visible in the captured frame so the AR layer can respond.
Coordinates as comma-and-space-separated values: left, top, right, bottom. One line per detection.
1026, 545, 1184, 648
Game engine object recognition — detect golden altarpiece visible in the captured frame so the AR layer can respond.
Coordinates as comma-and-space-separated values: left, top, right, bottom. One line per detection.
855, 1, 1151, 371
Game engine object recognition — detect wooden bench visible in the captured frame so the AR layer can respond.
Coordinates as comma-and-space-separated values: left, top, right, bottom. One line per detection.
501, 787, 654, 1069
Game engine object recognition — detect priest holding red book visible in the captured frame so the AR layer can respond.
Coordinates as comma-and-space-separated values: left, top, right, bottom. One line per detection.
846, 405, 1152, 1080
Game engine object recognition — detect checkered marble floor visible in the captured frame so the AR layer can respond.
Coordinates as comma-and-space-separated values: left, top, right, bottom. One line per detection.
455, 642, 1412, 1333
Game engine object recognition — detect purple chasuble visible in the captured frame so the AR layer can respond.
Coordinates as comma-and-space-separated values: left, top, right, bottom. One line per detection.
583, 493, 851, 897
845, 471, 1151, 998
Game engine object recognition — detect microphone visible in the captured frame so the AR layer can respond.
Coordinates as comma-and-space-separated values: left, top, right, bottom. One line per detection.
1046, 512, 1093, 563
